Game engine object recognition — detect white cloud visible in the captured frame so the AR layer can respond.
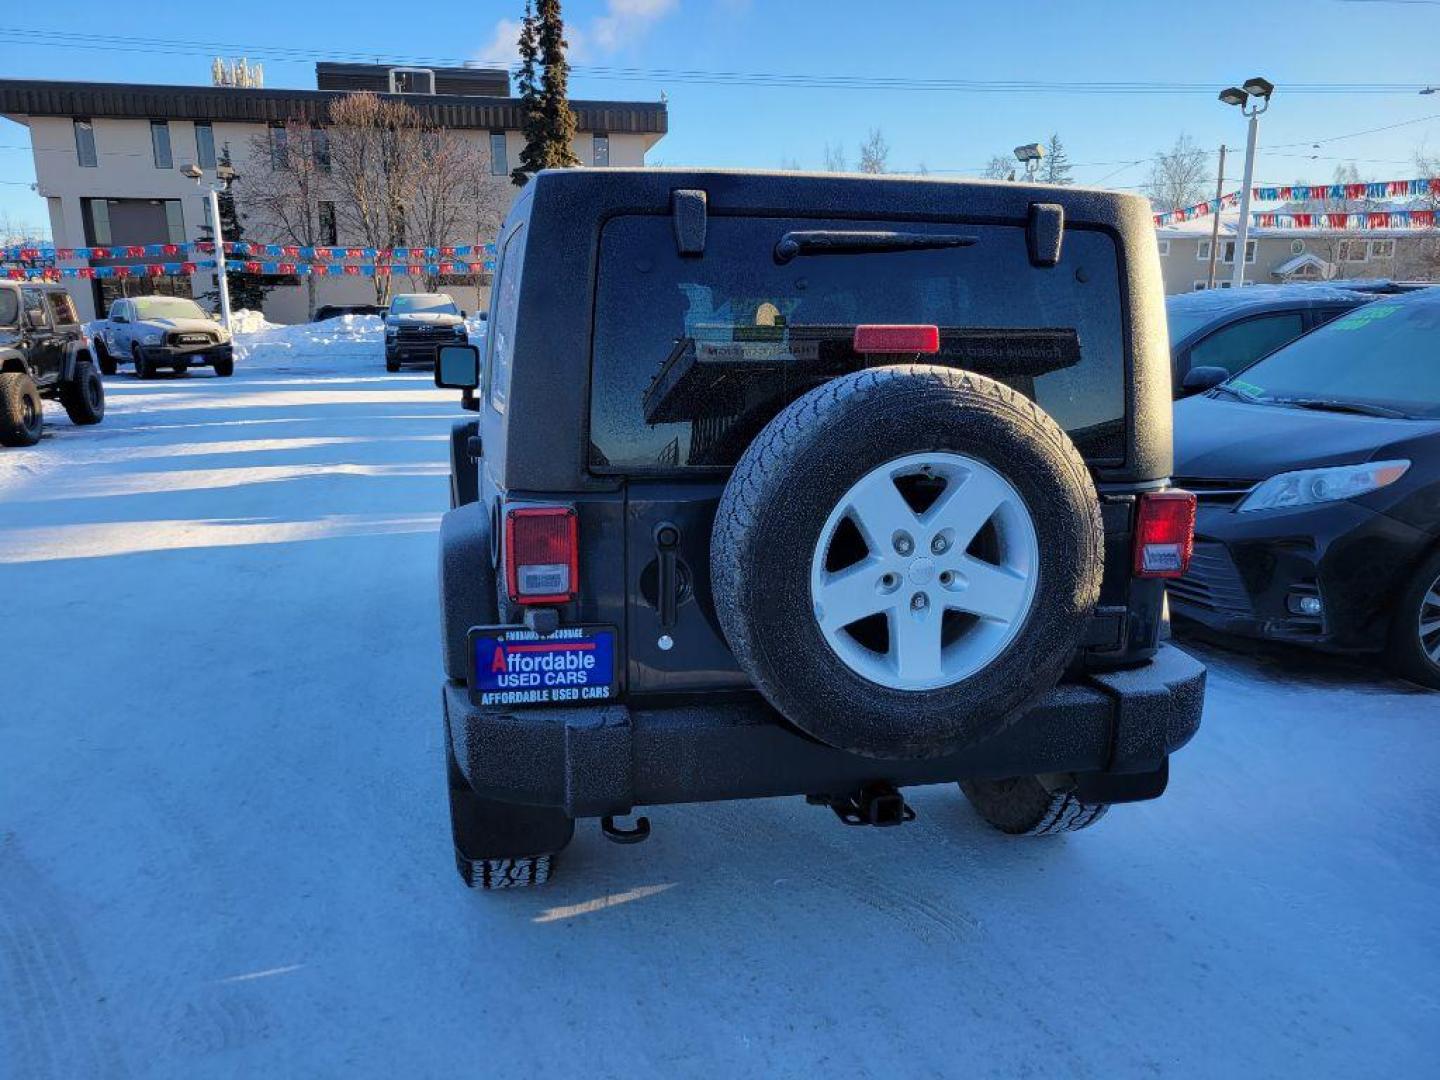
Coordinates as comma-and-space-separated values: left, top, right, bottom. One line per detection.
476, 1, 678, 66
589, 0, 680, 54
477, 17, 525, 65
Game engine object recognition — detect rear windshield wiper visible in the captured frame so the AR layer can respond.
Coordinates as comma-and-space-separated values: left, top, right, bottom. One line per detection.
774, 230, 977, 265
1267, 396, 1410, 419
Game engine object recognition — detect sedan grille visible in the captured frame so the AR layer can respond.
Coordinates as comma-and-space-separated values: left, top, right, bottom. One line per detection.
1171, 477, 1256, 507
1167, 542, 1253, 617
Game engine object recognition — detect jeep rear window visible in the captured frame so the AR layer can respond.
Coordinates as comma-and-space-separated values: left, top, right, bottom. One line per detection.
589, 215, 1127, 471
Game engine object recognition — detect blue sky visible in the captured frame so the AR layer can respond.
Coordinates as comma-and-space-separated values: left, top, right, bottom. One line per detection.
5, 0, 1440, 233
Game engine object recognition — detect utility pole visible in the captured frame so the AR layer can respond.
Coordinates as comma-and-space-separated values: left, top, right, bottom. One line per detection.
183, 162, 234, 330
1206, 144, 1227, 289
1218, 77, 1274, 287
206, 184, 232, 331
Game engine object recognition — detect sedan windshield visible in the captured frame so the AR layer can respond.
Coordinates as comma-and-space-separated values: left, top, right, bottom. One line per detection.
1224, 298, 1440, 419
391, 294, 458, 315
133, 297, 207, 321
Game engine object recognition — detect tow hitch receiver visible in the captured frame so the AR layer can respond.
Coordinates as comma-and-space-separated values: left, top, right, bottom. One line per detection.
813, 782, 916, 827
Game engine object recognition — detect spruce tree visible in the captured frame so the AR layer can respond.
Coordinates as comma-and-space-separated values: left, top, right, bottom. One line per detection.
1040, 133, 1074, 185
513, 0, 580, 186
197, 144, 274, 312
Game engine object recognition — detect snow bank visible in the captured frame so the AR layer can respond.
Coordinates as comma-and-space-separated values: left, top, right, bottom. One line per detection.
231, 313, 384, 370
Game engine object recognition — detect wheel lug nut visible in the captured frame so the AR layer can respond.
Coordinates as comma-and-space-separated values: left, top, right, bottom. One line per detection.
911, 593, 928, 611
893, 532, 913, 556
931, 535, 949, 554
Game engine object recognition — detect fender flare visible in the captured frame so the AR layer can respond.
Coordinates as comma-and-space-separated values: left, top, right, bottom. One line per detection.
61, 338, 95, 383
0, 347, 31, 376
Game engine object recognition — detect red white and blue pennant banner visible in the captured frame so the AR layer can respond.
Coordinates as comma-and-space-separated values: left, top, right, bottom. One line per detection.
1153, 177, 1440, 227
1153, 191, 1240, 226
4, 242, 499, 262
1250, 210, 1439, 230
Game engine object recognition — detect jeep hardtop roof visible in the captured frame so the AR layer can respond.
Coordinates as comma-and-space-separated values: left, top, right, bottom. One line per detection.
482, 168, 1173, 492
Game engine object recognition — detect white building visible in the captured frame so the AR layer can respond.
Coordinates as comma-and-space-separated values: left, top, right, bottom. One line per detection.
0, 64, 668, 322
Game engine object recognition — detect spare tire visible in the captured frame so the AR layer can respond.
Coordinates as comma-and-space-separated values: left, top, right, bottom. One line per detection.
711, 365, 1103, 760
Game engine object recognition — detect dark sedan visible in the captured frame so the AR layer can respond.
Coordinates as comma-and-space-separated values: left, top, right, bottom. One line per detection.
1166, 284, 1373, 397
1170, 291, 1440, 688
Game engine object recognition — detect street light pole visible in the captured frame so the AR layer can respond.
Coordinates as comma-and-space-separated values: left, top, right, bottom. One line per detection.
1219, 77, 1274, 288
1231, 112, 1261, 287
206, 183, 233, 331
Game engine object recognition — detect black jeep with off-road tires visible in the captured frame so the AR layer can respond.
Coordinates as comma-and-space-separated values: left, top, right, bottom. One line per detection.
0, 281, 105, 447
434, 169, 1206, 889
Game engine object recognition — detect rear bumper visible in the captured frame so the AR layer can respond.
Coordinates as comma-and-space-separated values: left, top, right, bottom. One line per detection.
445, 644, 1205, 817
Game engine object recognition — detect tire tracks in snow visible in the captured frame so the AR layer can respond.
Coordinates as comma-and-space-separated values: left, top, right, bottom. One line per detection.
0, 834, 131, 1080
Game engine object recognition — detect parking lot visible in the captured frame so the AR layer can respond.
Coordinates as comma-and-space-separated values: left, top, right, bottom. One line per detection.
2, 322, 1437, 1078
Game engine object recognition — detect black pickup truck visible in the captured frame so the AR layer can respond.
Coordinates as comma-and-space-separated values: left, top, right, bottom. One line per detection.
434, 169, 1205, 888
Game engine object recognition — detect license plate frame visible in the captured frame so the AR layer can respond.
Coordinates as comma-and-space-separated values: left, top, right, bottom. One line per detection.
466, 624, 618, 707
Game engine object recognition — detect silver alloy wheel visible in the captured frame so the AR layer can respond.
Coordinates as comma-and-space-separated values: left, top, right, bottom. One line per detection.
1420, 571, 1440, 666
809, 451, 1040, 690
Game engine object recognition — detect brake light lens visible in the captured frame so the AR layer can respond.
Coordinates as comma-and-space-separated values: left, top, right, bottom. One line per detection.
1134, 490, 1197, 578
853, 324, 940, 355
504, 506, 578, 604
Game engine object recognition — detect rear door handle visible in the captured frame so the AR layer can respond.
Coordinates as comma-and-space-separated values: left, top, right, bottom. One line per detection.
654, 522, 680, 630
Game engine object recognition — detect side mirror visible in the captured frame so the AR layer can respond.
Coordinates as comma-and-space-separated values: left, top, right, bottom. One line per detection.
460, 310, 468, 318
1181, 365, 1230, 394
435, 343, 481, 390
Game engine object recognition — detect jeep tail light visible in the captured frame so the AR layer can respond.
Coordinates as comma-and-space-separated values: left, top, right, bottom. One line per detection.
853, 324, 940, 354
505, 506, 579, 604
1134, 490, 1197, 578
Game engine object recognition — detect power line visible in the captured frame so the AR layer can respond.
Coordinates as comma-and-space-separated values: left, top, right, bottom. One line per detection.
0, 27, 1434, 96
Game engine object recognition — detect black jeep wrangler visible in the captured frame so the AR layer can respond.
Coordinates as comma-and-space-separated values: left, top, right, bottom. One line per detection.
0, 281, 105, 447
434, 170, 1205, 888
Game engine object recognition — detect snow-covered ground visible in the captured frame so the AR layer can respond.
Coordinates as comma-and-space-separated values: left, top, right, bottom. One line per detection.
1, 321, 1436, 1078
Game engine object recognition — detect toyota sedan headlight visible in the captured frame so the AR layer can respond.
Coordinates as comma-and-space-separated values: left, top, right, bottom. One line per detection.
1237, 460, 1410, 513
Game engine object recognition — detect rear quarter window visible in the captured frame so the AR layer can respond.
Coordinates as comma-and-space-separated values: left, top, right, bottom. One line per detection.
486, 222, 527, 415
589, 215, 1127, 471
47, 292, 80, 326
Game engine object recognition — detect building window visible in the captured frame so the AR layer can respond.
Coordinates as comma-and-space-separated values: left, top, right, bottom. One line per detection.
312, 125, 331, 171
1221, 239, 1257, 264
1337, 239, 1369, 263
80, 198, 112, 245
1193, 280, 1208, 291
593, 133, 610, 167
1156, 239, 1170, 256
318, 201, 337, 246
1196, 239, 1211, 261
490, 132, 508, 176
269, 123, 289, 169
195, 122, 216, 169
1371, 239, 1395, 259
1291, 239, 1306, 256
164, 199, 185, 244
389, 68, 435, 95
74, 118, 97, 168
150, 120, 173, 170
